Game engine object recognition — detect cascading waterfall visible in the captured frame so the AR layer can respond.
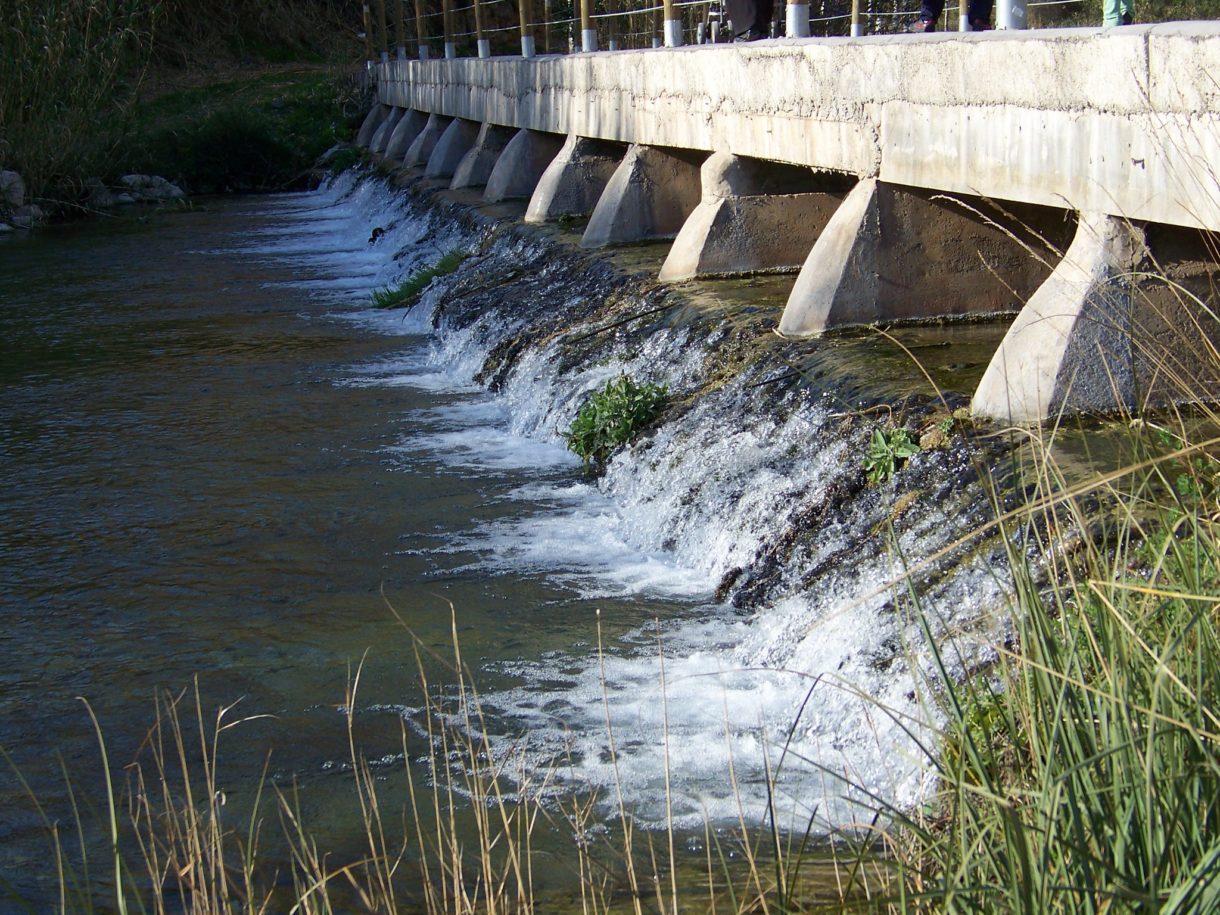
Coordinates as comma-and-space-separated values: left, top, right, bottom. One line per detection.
298, 172, 1013, 834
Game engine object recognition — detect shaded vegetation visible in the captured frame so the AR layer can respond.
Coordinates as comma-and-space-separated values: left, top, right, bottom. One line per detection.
1, 0, 365, 208
126, 70, 367, 194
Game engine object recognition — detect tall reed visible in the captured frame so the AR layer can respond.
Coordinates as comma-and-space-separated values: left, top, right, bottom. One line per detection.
0, 0, 156, 206
872, 274, 1220, 911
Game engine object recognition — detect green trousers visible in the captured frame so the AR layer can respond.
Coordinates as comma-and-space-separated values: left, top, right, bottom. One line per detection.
1103, 0, 1133, 25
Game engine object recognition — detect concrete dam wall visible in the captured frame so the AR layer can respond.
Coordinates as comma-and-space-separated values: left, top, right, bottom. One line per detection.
361, 24, 1220, 422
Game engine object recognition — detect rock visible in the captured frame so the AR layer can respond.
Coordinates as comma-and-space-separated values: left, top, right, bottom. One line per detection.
919, 425, 948, 450
0, 170, 25, 210
10, 204, 44, 228
117, 174, 186, 202
85, 177, 120, 208
119, 173, 157, 190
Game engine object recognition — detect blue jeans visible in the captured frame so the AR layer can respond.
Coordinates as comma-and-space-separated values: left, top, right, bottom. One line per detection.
920, 0, 994, 23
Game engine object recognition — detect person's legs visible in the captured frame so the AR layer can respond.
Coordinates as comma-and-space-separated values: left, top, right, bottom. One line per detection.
911, 0, 945, 29
752, 0, 774, 37
1102, 0, 1123, 25
967, 0, 993, 27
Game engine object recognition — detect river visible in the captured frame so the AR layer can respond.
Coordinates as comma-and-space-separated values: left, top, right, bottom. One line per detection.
0, 174, 1016, 909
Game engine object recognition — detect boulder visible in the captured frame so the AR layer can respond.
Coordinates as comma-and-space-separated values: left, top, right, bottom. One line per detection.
118, 174, 186, 201
0, 170, 25, 210
10, 204, 45, 228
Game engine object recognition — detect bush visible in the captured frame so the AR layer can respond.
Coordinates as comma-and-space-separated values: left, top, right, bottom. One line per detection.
564, 374, 668, 469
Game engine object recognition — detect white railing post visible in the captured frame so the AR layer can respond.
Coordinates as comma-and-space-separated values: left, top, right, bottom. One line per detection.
786, 4, 810, 37
996, 0, 1027, 28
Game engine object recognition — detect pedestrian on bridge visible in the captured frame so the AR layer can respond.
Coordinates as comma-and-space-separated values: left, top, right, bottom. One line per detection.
907, 0, 993, 32
1103, 0, 1134, 25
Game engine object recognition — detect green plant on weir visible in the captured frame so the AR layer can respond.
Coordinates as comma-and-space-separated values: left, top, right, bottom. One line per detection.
565, 374, 668, 469
371, 250, 468, 309
864, 426, 920, 484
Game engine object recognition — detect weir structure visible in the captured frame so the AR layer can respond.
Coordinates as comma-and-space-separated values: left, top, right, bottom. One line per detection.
358, 25, 1220, 423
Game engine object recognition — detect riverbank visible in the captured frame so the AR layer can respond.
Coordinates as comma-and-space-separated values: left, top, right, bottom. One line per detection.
0, 0, 364, 228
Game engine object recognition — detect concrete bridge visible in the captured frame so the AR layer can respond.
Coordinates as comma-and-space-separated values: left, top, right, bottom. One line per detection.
358, 24, 1220, 422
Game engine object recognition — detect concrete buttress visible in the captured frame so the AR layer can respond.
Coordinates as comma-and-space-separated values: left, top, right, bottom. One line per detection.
451, 123, 519, 190
369, 107, 405, 153
384, 110, 429, 160
972, 213, 1149, 422
581, 144, 706, 248
779, 179, 1071, 336
404, 114, 453, 167
484, 130, 566, 203
425, 118, 481, 179
524, 135, 627, 224
660, 153, 847, 281
356, 104, 392, 147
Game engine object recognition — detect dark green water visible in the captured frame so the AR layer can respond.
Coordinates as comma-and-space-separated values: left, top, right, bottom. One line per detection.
0, 190, 688, 907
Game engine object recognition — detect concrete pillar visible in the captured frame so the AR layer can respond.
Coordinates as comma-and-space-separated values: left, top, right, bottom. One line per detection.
660, 153, 847, 281
369, 107, 405, 153
451, 123, 519, 190
356, 104, 391, 148
524, 135, 627, 224
972, 213, 1147, 423
383, 109, 429, 160
778, 179, 1070, 336
403, 113, 453, 167
581, 144, 705, 248
425, 118, 481, 179
483, 129, 566, 203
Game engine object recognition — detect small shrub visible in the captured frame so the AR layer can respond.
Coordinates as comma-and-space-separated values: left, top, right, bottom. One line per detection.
863, 426, 920, 484
564, 374, 668, 470
371, 250, 468, 309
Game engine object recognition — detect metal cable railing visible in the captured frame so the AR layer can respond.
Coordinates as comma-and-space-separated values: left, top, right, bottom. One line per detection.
361, 0, 1087, 63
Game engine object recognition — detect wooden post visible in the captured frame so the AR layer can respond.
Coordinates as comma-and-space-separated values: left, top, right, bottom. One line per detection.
443, 0, 456, 57
662, 0, 681, 45
580, 0, 596, 51
519, 0, 536, 56
543, 0, 551, 53
474, 0, 489, 56
376, 0, 390, 60
362, 3, 375, 64
606, 0, 619, 49
396, 0, 408, 57
850, 0, 862, 36
414, 0, 429, 58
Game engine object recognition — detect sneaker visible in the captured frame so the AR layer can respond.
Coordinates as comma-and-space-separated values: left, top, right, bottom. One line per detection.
969, 17, 991, 29
1120, 11, 1133, 23
907, 18, 936, 32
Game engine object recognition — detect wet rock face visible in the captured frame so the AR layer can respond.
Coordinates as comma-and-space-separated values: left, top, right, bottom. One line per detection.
0, 170, 25, 210
84, 174, 187, 210
1, 170, 26, 229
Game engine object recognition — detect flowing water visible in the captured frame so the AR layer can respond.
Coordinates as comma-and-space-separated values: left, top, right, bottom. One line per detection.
0, 174, 1018, 907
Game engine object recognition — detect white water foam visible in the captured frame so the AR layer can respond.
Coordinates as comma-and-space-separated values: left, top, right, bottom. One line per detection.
296, 176, 1007, 834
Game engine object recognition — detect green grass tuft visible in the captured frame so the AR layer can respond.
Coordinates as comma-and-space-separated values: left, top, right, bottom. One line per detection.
371, 251, 468, 310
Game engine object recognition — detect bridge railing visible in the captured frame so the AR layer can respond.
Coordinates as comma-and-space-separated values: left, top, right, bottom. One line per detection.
360, 0, 1086, 62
